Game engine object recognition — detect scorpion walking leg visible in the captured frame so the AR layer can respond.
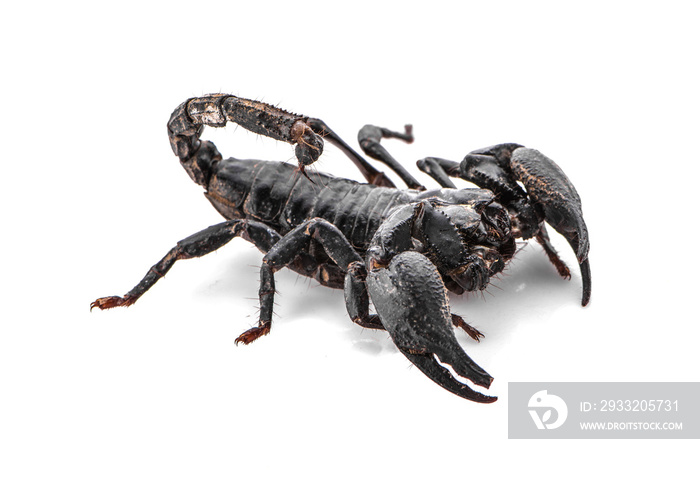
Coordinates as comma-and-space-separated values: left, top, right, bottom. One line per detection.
535, 224, 572, 279
357, 125, 424, 190
416, 157, 460, 188
91, 219, 281, 310
235, 217, 364, 345
344, 262, 384, 329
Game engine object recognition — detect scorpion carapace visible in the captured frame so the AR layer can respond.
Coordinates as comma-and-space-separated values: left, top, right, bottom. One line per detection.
92, 93, 591, 403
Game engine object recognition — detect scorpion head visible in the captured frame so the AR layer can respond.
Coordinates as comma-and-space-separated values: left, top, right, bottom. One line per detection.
417, 195, 517, 294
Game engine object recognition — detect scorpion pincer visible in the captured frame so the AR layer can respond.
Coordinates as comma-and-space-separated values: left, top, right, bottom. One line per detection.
92, 94, 591, 403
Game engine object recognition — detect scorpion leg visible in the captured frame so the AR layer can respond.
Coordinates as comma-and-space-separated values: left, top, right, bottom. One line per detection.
415, 157, 459, 189
344, 262, 384, 329
91, 219, 281, 310
357, 125, 424, 190
235, 217, 364, 345
535, 224, 571, 280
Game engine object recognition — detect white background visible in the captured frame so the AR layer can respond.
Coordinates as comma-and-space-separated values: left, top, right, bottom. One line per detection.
2, 1, 698, 495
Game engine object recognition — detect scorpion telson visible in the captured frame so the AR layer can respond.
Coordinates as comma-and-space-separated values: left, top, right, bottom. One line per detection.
92, 93, 591, 403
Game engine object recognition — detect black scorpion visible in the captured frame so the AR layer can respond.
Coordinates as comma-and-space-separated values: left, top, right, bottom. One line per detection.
92, 94, 591, 403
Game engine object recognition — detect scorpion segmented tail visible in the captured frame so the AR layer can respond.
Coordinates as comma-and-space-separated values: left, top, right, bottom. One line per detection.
167, 94, 322, 187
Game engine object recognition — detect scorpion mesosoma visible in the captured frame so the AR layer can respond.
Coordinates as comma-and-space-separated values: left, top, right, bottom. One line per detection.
92, 94, 591, 403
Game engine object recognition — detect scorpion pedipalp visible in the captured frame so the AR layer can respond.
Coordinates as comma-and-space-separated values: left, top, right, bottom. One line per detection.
422, 143, 592, 306
508, 147, 591, 306
365, 251, 497, 403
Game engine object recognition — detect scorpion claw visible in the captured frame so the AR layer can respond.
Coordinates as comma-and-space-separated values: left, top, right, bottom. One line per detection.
366, 251, 496, 402
401, 352, 497, 403
579, 258, 592, 307
510, 148, 591, 306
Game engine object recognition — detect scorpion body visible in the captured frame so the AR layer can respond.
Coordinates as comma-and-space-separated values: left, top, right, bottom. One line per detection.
207, 158, 411, 290
207, 159, 410, 253
205, 158, 515, 291
92, 94, 591, 403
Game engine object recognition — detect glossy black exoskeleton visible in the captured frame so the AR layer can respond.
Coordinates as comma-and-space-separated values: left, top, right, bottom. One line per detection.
92, 94, 590, 403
